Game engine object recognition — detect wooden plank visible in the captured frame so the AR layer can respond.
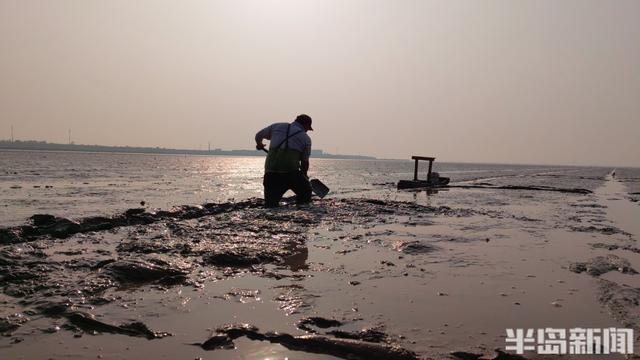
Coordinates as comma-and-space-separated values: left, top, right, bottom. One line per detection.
411, 156, 435, 161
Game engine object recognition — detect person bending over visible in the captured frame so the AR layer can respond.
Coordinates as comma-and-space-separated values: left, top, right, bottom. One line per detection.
255, 114, 314, 207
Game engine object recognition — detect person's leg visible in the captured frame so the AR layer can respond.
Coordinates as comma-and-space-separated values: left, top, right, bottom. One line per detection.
289, 171, 312, 204
263, 172, 288, 207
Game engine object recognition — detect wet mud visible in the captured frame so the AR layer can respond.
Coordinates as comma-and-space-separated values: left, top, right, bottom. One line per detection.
444, 184, 592, 194
565, 172, 640, 355
62, 311, 171, 339
569, 255, 637, 277
616, 173, 640, 205
196, 323, 419, 360
327, 327, 389, 343
591, 242, 640, 254
0, 198, 416, 303
103, 257, 192, 284
0, 199, 264, 244
569, 225, 630, 236
450, 349, 526, 360
0, 313, 29, 334
0, 197, 481, 355
296, 316, 343, 332
3, 167, 640, 359
597, 279, 640, 329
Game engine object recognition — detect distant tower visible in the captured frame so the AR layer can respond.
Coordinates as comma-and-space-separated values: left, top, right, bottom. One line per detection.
11, 125, 14, 142
68, 129, 71, 145
208, 141, 211, 152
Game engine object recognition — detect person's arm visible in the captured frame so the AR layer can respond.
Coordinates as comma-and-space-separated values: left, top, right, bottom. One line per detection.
255, 124, 273, 150
300, 137, 311, 177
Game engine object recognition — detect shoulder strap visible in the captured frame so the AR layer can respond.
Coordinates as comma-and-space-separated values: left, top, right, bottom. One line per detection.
273, 124, 303, 150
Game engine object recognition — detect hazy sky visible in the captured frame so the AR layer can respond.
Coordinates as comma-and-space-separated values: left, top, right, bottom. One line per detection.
1, 0, 639, 166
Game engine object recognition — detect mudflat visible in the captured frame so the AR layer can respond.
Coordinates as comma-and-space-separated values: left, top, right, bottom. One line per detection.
1, 164, 640, 359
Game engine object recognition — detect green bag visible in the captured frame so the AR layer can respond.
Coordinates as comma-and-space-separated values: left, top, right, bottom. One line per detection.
265, 148, 302, 173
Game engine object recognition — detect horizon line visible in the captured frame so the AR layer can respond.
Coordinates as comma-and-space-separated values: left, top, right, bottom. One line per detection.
1, 139, 636, 169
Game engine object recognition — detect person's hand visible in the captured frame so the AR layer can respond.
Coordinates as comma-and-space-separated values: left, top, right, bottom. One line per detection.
256, 142, 266, 150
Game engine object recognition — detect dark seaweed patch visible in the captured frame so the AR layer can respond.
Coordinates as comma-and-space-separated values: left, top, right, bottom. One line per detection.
297, 317, 343, 332
569, 255, 637, 277
569, 225, 628, 236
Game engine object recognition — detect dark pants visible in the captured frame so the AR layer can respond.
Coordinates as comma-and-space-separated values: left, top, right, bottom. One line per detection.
263, 171, 312, 207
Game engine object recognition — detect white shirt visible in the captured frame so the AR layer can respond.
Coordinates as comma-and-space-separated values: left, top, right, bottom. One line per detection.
255, 122, 312, 160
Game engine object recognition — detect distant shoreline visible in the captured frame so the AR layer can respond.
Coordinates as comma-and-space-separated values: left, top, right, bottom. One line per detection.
2, 141, 635, 168
0, 140, 376, 160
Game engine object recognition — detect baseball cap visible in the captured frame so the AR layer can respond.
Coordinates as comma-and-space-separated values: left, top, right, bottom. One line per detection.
295, 114, 313, 131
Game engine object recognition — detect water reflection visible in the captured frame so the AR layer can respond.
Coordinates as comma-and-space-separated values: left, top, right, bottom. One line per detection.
0, 151, 611, 226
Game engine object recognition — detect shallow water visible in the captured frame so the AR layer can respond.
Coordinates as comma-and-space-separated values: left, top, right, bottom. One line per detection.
0, 150, 620, 226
